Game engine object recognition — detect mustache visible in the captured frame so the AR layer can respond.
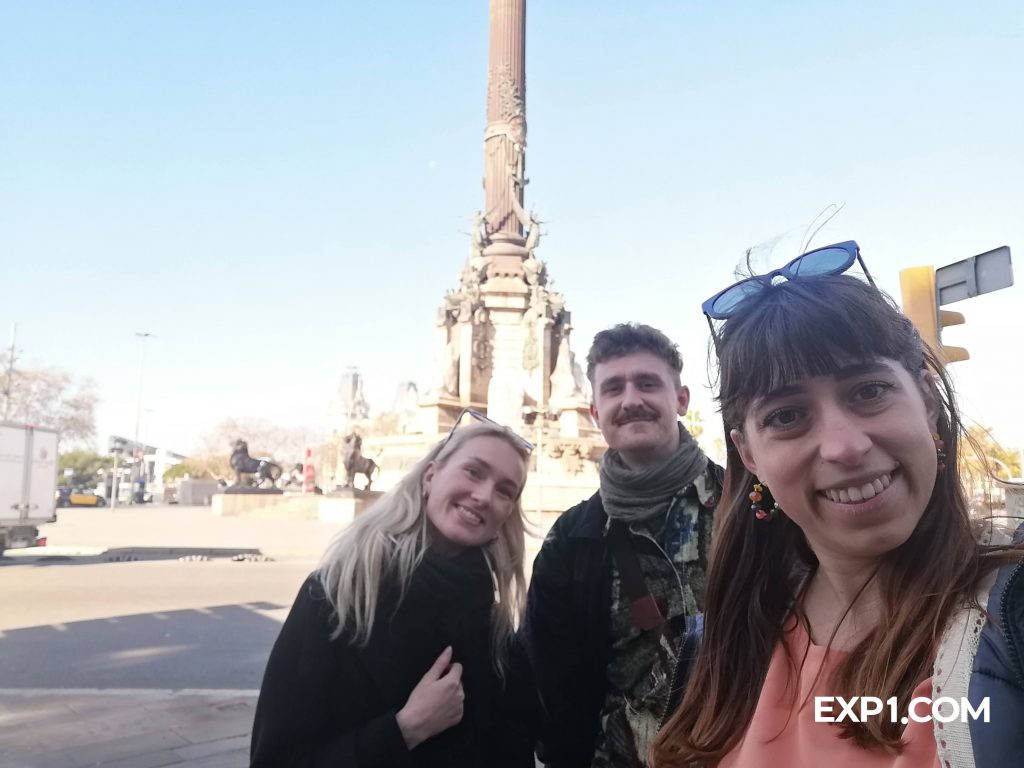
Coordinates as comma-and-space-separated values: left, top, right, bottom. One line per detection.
614, 409, 658, 425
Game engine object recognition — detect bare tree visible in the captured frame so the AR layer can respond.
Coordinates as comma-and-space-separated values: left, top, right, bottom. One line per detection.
0, 352, 97, 446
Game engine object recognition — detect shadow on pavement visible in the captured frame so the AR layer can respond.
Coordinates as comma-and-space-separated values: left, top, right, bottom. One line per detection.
0, 601, 290, 689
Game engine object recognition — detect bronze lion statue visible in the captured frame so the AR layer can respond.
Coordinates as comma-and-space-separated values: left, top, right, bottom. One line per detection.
341, 433, 378, 491
230, 439, 283, 488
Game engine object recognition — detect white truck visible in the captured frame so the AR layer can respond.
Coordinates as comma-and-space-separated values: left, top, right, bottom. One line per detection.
0, 422, 58, 552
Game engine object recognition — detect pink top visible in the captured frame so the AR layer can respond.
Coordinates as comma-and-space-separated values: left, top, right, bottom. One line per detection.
718, 620, 939, 768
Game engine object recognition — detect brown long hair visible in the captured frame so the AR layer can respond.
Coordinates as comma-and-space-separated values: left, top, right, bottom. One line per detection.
652, 274, 1020, 765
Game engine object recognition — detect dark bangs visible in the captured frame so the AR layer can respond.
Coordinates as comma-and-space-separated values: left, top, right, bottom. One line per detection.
717, 274, 925, 428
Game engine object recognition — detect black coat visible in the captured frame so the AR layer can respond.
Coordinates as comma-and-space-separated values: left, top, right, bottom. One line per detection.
250, 550, 538, 768
522, 493, 613, 768
523, 460, 722, 768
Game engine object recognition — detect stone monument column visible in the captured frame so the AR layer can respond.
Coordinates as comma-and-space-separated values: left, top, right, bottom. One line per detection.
483, 0, 529, 281
379, 0, 603, 512
479, 0, 532, 428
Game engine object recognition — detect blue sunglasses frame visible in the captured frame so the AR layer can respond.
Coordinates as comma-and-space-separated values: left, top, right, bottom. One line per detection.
701, 240, 874, 320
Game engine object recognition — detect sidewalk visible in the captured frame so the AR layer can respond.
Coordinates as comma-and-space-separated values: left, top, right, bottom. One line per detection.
5, 506, 311, 767
0, 689, 256, 768
28, 504, 343, 561
21, 503, 553, 568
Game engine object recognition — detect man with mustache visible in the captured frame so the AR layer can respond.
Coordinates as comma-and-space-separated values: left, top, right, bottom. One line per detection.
524, 323, 722, 768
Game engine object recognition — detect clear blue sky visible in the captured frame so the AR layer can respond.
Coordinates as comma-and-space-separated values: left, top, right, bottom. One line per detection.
3, 1, 1022, 456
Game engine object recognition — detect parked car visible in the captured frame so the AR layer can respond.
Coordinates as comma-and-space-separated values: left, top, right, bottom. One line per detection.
55, 487, 107, 508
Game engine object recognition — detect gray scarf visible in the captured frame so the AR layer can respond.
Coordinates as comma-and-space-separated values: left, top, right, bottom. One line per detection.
599, 423, 708, 523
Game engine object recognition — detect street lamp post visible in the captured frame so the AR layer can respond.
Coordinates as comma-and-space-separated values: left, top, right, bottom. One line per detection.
110, 450, 120, 511
132, 332, 153, 503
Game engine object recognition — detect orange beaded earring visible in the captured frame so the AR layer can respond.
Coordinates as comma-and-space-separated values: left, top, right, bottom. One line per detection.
750, 481, 780, 521
932, 432, 947, 473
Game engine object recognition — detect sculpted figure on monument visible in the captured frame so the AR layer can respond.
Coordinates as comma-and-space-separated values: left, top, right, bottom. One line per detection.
442, 334, 460, 396
522, 331, 539, 372
460, 264, 486, 305
230, 439, 283, 488
340, 433, 378, 491
548, 441, 588, 476
548, 289, 566, 321
550, 335, 584, 401
529, 282, 551, 321
522, 254, 542, 286
509, 182, 542, 253
472, 312, 493, 372
470, 209, 490, 260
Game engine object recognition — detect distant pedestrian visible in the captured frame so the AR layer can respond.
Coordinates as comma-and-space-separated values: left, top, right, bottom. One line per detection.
250, 413, 538, 767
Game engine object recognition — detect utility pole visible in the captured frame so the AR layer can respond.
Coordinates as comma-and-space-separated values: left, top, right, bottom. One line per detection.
2, 323, 17, 421
110, 449, 120, 511
132, 332, 153, 503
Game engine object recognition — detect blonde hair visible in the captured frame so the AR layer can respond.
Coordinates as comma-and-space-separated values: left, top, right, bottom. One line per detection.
316, 421, 530, 672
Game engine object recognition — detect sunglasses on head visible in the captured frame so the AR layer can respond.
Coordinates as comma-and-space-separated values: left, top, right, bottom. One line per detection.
701, 240, 874, 320
440, 408, 535, 453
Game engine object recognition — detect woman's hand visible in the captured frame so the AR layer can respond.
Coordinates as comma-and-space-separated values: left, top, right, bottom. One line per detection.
395, 646, 465, 749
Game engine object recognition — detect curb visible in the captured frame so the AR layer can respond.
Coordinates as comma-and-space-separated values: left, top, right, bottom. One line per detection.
3, 546, 106, 557
3, 546, 323, 561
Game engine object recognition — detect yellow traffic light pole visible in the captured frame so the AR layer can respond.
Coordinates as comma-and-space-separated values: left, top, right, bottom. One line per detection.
899, 266, 969, 365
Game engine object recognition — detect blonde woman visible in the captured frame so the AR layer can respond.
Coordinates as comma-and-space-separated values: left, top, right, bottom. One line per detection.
251, 416, 538, 767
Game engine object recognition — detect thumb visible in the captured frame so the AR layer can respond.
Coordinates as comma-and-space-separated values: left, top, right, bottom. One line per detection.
424, 646, 453, 680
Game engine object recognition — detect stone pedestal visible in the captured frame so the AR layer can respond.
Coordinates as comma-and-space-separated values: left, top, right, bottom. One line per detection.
213, 491, 319, 519
550, 401, 600, 439
320, 488, 385, 526
415, 396, 470, 435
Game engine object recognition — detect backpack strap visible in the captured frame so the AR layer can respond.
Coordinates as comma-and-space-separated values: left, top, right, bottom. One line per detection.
932, 524, 1013, 768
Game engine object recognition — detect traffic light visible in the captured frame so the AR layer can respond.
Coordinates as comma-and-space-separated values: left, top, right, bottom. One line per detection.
899, 266, 969, 365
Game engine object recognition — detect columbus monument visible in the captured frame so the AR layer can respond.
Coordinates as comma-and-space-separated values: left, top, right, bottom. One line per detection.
220, 1, 603, 521
369, 0, 603, 511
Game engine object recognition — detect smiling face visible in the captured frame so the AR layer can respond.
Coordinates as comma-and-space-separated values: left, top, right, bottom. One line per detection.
731, 358, 938, 565
589, 351, 690, 469
422, 435, 527, 552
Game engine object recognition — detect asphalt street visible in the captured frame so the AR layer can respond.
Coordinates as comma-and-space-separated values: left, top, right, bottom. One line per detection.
0, 504, 552, 765
0, 558, 312, 690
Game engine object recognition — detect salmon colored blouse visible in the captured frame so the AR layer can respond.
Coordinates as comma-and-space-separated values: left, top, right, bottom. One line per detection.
718, 619, 939, 768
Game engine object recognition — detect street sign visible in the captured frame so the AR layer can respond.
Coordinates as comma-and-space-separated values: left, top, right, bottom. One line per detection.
936, 246, 1013, 305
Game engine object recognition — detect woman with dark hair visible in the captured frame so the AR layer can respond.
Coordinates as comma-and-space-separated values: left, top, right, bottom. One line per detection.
652, 242, 1024, 767
250, 414, 538, 767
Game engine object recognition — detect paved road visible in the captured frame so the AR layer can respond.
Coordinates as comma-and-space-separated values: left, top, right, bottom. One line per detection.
0, 507, 322, 766
0, 503, 550, 766
0, 558, 312, 689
